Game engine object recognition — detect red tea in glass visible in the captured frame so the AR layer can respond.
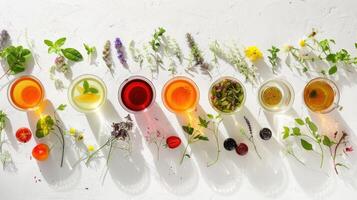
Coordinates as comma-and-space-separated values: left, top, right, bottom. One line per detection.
119, 76, 155, 112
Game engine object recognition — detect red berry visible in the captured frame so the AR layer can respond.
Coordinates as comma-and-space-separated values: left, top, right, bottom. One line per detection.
16, 127, 32, 143
166, 136, 181, 149
236, 143, 248, 156
32, 143, 49, 161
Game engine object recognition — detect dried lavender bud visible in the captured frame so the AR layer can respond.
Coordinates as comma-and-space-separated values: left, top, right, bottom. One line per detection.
114, 37, 127, 67
102, 40, 113, 69
0, 30, 10, 50
243, 116, 253, 136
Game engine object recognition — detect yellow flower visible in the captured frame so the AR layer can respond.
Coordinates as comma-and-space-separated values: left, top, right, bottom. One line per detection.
299, 39, 306, 47
87, 145, 95, 152
244, 46, 263, 62
69, 128, 76, 135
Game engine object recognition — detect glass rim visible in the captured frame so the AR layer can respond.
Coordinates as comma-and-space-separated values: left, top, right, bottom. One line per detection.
303, 77, 340, 114
208, 76, 246, 115
257, 78, 295, 113
7, 75, 45, 112
118, 75, 156, 114
67, 74, 107, 113
161, 76, 200, 113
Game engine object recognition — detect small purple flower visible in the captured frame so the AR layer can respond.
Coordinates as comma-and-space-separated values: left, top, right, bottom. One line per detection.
114, 37, 127, 66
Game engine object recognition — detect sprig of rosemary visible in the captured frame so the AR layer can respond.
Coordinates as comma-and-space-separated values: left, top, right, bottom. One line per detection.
186, 33, 212, 78
242, 116, 262, 159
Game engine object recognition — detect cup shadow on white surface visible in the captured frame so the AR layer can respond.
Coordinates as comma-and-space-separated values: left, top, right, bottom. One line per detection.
222, 106, 288, 198
309, 110, 357, 189
85, 100, 150, 195
27, 99, 82, 191
265, 108, 334, 198
255, 59, 275, 83
175, 105, 244, 195
134, 103, 199, 196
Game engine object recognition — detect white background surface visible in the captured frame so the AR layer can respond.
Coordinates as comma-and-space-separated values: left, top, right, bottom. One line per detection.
1, 0, 357, 199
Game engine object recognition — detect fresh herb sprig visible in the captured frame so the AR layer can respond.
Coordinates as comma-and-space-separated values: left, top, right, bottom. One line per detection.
186, 33, 212, 78
82, 80, 98, 94
84, 115, 133, 165
267, 46, 280, 73
0, 45, 31, 79
0, 110, 13, 170
44, 37, 83, 62
241, 116, 262, 159
150, 27, 166, 52
210, 41, 257, 85
282, 117, 351, 174
180, 114, 222, 166
84, 43, 96, 56
35, 106, 67, 167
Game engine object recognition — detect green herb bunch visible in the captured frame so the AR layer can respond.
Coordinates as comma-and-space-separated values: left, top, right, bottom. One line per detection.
282, 117, 351, 174
44, 37, 83, 62
181, 114, 222, 166
210, 41, 257, 85
0, 45, 31, 79
186, 33, 212, 78
267, 46, 280, 73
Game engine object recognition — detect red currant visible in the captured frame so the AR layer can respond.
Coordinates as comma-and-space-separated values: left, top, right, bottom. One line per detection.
32, 144, 49, 161
236, 143, 248, 156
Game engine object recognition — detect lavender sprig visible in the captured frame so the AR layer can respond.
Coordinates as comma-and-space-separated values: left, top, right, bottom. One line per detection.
242, 116, 262, 159
0, 30, 10, 50
114, 38, 128, 68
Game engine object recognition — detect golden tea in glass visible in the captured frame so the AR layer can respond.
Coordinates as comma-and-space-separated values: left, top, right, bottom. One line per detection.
303, 77, 339, 113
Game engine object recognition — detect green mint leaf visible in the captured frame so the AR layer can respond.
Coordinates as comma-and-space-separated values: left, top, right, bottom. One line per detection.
83, 80, 90, 92
355, 43, 357, 49
61, 48, 83, 62
282, 127, 290, 139
44, 40, 53, 47
295, 118, 305, 125
207, 114, 214, 119
55, 37, 66, 47
57, 104, 67, 111
328, 65, 337, 75
300, 139, 313, 151
326, 54, 337, 63
182, 125, 194, 135
89, 87, 98, 94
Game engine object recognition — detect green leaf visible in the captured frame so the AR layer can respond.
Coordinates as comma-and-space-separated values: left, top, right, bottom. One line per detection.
207, 114, 214, 119
83, 80, 89, 92
35, 115, 54, 138
88, 87, 98, 94
198, 135, 209, 141
292, 127, 301, 136
300, 139, 313, 151
282, 126, 290, 139
355, 43, 357, 49
44, 40, 53, 47
336, 163, 349, 169
55, 37, 66, 47
328, 65, 337, 75
182, 125, 194, 135
322, 135, 334, 147
61, 48, 83, 62
198, 116, 209, 128
295, 118, 305, 125
305, 117, 318, 135
185, 154, 191, 158
57, 104, 67, 111
326, 54, 337, 63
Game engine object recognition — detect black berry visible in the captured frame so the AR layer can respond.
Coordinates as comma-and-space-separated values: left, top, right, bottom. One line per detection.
224, 138, 237, 151
236, 143, 248, 156
259, 128, 272, 140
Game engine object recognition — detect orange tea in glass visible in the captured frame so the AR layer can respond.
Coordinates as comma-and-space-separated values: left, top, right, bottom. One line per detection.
303, 77, 339, 113
162, 76, 199, 113
8, 75, 45, 111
